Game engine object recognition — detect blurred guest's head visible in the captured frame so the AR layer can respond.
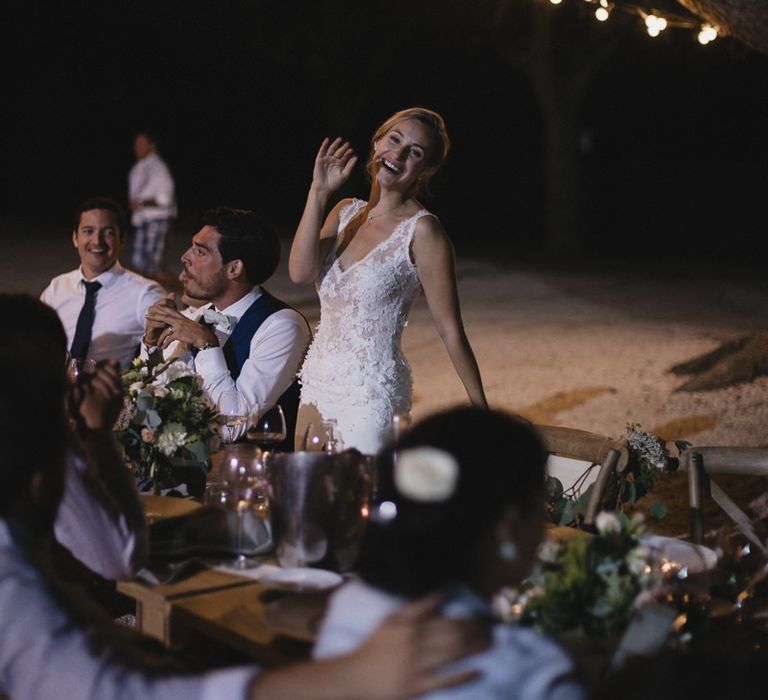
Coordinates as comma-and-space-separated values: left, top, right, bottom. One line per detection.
357, 406, 547, 599
133, 131, 157, 160
71, 197, 126, 280
0, 294, 69, 534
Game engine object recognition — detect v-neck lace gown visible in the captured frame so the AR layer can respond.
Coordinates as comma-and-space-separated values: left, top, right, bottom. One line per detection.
298, 199, 431, 454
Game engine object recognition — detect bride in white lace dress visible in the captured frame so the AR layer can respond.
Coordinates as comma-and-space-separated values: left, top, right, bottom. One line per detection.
289, 108, 487, 454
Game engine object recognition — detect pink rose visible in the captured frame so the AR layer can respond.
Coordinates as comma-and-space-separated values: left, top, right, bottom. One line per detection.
141, 428, 156, 444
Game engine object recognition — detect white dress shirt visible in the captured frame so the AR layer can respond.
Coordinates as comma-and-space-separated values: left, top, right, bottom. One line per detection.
55, 432, 147, 580
0, 520, 256, 700
42, 263, 164, 369
314, 579, 585, 700
144, 288, 310, 435
128, 151, 177, 226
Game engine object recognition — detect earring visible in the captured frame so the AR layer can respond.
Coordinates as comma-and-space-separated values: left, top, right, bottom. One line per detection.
498, 540, 518, 562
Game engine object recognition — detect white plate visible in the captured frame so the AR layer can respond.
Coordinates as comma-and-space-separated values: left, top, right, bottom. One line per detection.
213, 563, 344, 591
641, 535, 718, 573
259, 567, 344, 591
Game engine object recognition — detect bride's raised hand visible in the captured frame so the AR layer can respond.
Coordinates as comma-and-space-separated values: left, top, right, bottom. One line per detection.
312, 137, 357, 193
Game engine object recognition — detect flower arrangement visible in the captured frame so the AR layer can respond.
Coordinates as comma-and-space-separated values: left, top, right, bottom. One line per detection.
510, 512, 660, 639
114, 351, 219, 492
545, 423, 675, 526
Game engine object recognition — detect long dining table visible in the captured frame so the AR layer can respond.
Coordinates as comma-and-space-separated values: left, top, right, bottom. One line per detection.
118, 493, 331, 667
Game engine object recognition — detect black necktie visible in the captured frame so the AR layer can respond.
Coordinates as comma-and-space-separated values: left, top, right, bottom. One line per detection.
69, 280, 102, 366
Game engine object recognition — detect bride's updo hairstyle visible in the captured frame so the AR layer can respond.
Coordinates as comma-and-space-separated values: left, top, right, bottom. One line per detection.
366, 107, 451, 199
356, 406, 546, 598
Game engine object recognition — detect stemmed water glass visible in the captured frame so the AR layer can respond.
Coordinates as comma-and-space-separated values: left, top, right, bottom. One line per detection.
217, 390, 249, 444
219, 443, 266, 569
246, 403, 287, 460
303, 419, 339, 453
66, 354, 96, 383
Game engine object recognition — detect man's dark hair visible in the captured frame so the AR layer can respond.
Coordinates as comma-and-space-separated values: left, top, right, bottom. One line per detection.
72, 197, 127, 237
202, 206, 280, 286
135, 129, 158, 145
0, 294, 68, 520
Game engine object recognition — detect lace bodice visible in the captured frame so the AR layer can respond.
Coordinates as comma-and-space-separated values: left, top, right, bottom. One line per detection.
299, 199, 430, 449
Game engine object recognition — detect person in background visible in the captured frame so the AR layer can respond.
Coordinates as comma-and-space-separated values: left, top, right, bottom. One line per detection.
41, 197, 165, 371
1, 293, 490, 700
314, 406, 584, 700
129, 130, 177, 277
290, 107, 487, 455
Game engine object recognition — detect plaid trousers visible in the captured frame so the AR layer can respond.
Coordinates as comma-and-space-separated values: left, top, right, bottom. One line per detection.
131, 219, 173, 275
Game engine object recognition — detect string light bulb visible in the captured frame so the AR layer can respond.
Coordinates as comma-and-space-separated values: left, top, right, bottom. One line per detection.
549, 0, 563, 5
595, 5, 610, 21
697, 23, 718, 45
644, 13, 668, 37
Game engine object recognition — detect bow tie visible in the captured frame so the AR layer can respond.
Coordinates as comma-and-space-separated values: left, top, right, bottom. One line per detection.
202, 307, 237, 331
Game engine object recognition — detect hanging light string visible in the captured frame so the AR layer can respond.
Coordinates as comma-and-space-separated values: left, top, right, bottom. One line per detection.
546, 0, 719, 44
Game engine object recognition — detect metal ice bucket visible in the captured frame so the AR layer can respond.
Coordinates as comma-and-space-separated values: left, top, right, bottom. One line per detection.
268, 450, 374, 572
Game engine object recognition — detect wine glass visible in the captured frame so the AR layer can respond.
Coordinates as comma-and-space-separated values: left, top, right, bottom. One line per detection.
391, 413, 410, 441
303, 419, 339, 453
246, 403, 287, 461
217, 390, 249, 444
66, 355, 96, 383
219, 444, 265, 569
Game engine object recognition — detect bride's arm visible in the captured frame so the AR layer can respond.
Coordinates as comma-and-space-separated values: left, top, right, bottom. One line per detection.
412, 217, 488, 409
289, 137, 357, 285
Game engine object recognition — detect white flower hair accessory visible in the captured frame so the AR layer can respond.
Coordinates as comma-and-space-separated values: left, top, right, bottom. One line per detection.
394, 447, 459, 502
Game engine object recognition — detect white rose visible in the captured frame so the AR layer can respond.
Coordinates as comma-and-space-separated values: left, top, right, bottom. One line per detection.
153, 360, 196, 386
595, 511, 622, 535
156, 422, 188, 457
394, 447, 459, 502
537, 540, 561, 564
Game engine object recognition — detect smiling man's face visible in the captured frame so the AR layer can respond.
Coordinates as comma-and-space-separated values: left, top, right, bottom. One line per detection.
72, 208, 122, 280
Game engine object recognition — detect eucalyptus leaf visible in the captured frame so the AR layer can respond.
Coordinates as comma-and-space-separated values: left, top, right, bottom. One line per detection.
650, 502, 667, 519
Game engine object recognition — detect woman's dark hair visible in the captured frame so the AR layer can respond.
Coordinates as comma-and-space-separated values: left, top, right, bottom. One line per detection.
202, 206, 280, 286
356, 406, 547, 598
0, 294, 68, 517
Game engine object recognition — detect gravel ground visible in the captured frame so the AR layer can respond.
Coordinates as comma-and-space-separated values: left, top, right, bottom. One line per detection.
6, 218, 768, 448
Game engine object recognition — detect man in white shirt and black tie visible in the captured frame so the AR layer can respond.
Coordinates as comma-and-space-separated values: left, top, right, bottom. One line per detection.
41, 197, 165, 371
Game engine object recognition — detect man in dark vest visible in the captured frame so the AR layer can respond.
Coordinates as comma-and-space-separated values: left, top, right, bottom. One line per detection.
143, 207, 310, 451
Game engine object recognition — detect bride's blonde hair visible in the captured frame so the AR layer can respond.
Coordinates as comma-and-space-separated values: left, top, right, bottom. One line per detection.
366, 107, 450, 199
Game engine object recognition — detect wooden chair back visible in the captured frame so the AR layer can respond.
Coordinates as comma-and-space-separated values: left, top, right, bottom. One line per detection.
535, 424, 630, 527
681, 446, 768, 543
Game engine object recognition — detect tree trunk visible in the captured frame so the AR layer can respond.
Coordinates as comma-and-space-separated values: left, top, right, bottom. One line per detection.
677, 0, 768, 55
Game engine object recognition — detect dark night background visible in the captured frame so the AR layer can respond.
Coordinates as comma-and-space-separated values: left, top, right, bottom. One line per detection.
2, 0, 767, 264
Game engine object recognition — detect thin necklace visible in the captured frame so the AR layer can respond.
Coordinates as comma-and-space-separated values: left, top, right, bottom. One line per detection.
367, 202, 408, 223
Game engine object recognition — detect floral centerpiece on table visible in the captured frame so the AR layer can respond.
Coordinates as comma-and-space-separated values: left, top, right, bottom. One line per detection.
503, 512, 660, 639
114, 350, 219, 492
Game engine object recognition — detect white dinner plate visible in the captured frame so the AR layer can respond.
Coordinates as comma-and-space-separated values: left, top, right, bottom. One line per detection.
215, 562, 344, 591
258, 566, 344, 591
